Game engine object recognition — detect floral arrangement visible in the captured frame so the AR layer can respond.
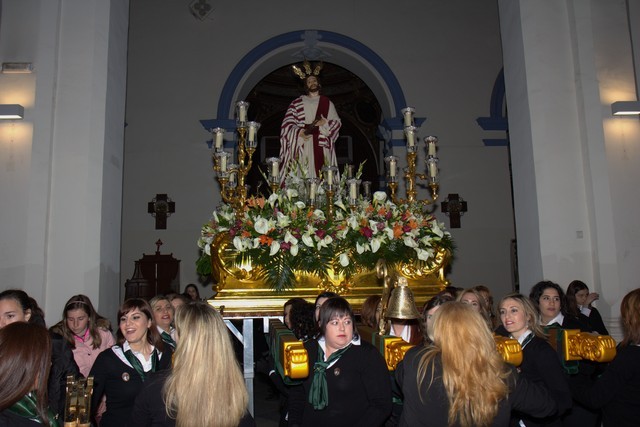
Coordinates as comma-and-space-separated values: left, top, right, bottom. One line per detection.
197, 185, 455, 292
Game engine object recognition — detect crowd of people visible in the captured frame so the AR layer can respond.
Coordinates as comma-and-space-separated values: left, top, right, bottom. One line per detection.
0, 280, 638, 427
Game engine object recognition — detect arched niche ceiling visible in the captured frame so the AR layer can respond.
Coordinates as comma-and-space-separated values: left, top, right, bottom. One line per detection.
216, 30, 406, 121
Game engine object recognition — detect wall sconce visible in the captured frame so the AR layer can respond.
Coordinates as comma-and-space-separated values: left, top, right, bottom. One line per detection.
611, 101, 640, 116
1, 62, 34, 74
0, 104, 25, 120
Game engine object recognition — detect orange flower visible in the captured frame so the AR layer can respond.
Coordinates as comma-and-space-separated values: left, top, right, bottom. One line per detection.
258, 235, 273, 246
408, 219, 419, 229
393, 224, 403, 239
241, 230, 251, 238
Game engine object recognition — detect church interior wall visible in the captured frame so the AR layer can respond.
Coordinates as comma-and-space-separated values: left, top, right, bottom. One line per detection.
122, 0, 514, 301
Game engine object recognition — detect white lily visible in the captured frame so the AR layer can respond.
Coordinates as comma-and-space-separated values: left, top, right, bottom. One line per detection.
339, 253, 350, 266
270, 240, 280, 256
276, 211, 291, 228
254, 217, 272, 235
403, 236, 418, 248
302, 233, 315, 247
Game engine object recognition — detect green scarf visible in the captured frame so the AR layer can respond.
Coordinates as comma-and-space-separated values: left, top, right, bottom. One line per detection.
7, 392, 59, 427
124, 348, 158, 382
308, 343, 352, 410
160, 331, 176, 349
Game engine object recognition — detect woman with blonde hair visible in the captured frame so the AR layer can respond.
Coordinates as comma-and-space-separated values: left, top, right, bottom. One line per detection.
498, 293, 571, 426
457, 287, 493, 330
396, 302, 557, 427
131, 301, 254, 427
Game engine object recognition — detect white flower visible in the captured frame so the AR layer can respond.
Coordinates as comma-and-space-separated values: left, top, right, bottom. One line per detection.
254, 217, 271, 235
233, 236, 247, 252
286, 188, 298, 199
431, 220, 444, 238
403, 236, 418, 248
371, 236, 383, 253
373, 191, 387, 203
270, 240, 280, 256
290, 244, 299, 256
356, 242, 369, 254
284, 231, 298, 246
339, 253, 350, 267
276, 211, 291, 228
267, 192, 279, 207
295, 201, 306, 210
317, 235, 333, 250
334, 198, 347, 212
302, 233, 315, 247
415, 248, 431, 261
312, 209, 326, 221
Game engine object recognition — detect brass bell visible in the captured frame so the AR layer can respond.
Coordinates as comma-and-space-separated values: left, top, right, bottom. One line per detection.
385, 277, 421, 320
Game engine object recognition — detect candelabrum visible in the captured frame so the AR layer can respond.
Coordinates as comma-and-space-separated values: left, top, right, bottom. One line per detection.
212, 101, 260, 220
385, 107, 439, 206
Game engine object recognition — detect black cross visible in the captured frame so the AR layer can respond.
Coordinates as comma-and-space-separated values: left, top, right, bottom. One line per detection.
148, 194, 175, 230
441, 193, 467, 228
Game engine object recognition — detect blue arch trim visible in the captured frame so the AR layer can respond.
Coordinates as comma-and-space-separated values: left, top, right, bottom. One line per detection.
200, 30, 411, 133
476, 68, 508, 146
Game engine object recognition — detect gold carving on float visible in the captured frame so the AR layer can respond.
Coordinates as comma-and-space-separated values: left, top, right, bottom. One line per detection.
494, 335, 523, 366
561, 330, 617, 363
269, 319, 308, 380
209, 233, 450, 316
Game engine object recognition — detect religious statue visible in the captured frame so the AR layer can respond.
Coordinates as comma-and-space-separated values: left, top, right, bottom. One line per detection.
279, 61, 341, 182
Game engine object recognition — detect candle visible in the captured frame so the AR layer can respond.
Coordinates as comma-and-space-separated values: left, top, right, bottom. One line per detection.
326, 168, 334, 185
345, 164, 354, 179
248, 125, 255, 142
220, 154, 228, 172
402, 107, 414, 126
229, 171, 236, 186
309, 181, 317, 201
214, 129, 224, 150
389, 158, 397, 177
271, 160, 279, 179
349, 181, 358, 200
429, 161, 437, 178
239, 107, 247, 122
428, 139, 436, 157
406, 129, 415, 147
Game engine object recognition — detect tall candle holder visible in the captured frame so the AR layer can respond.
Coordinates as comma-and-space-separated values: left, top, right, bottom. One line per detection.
385, 107, 440, 206
322, 165, 339, 218
212, 100, 260, 220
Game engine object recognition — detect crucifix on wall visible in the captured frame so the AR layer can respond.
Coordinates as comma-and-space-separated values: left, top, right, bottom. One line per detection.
441, 193, 467, 228
148, 194, 175, 229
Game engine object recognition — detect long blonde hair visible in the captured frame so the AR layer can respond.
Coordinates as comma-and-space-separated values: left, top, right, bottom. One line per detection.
417, 302, 511, 427
163, 302, 248, 427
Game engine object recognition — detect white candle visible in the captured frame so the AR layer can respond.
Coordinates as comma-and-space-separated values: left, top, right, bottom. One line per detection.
390, 159, 397, 177
239, 105, 247, 122
349, 181, 357, 200
221, 155, 228, 172
215, 131, 223, 149
406, 130, 415, 147
229, 172, 236, 185
403, 110, 412, 126
326, 169, 334, 185
309, 181, 316, 201
428, 140, 436, 157
429, 161, 437, 178
271, 160, 279, 178
248, 125, 255, 142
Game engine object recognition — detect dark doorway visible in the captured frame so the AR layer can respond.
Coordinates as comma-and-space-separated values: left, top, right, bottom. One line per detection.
243, 62, 383, 193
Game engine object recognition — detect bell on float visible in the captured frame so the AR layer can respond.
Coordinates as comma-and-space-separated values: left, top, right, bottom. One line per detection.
385, 276, 421, 320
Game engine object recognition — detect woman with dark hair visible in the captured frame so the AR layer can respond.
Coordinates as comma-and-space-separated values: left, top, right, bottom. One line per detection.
529, 281, 589, 330
50, 294, 115, 377
529, 281, 599, 427
566, 280, 608, 335
569, 288, 640, 426
183, 284, 202, 301
89, 298, 172, 426
498, 293, 572, 426
0, 322, 55, 427
0, 290, 80, 420
288, 297, 392, 427
421, 294, 454, 343
131, 302, 255, 427
396, 302, 557, 427
313, 291, 338, 324
361, 295, 382, 329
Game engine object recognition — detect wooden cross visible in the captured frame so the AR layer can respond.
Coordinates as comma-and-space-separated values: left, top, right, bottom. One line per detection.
147, 194, 175, 230
441, 193, 467, 228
